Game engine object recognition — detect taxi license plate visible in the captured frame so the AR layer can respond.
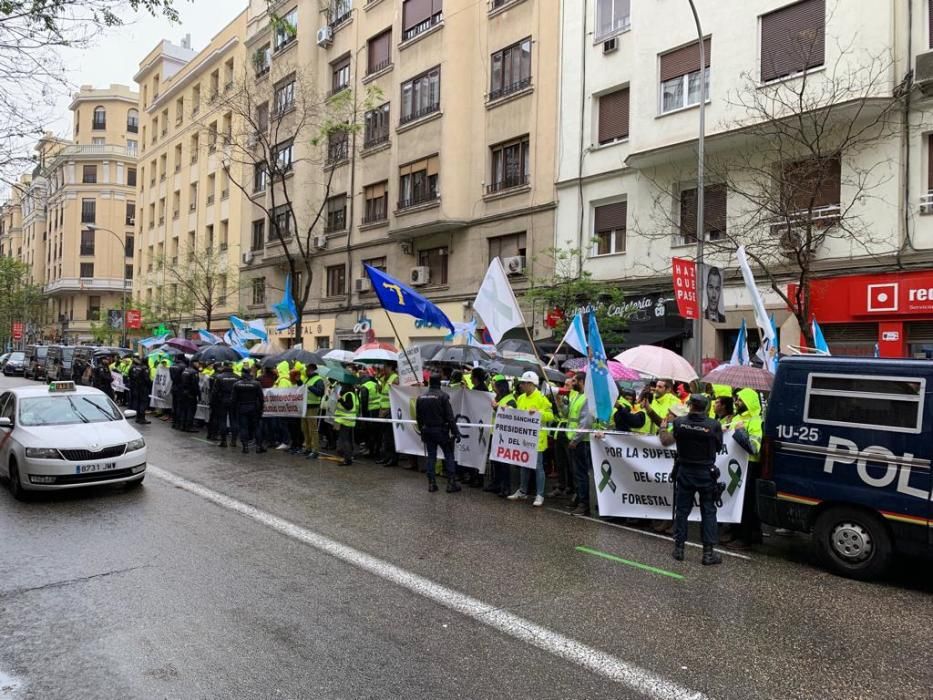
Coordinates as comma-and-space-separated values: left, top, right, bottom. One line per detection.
75, 462, 117, 474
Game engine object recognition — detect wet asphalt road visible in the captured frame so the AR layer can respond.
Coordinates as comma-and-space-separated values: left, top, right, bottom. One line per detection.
0, 376, 931, 700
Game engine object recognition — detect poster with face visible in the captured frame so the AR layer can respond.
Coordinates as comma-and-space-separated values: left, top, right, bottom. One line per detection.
703, 265, 726, 323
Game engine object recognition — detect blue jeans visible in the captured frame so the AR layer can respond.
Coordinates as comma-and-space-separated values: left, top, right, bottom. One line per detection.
519, 451, 546, 498
572, 441, 592, 506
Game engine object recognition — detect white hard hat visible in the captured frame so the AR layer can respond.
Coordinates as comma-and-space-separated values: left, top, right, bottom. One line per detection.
519, 370, 539, 384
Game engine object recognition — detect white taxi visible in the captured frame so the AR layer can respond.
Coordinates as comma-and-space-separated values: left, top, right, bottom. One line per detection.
0, 381, 146, 500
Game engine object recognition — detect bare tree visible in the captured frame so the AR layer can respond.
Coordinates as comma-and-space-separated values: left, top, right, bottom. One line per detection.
153, 246, 241, 330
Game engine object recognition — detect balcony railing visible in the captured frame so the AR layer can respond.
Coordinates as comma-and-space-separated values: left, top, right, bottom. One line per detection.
326, 139, 349, 164
367, 58, 391, 76
79, 245, 95, 256
127, 123, 138, 134
363, 131, 389, 149
92, 119, 106, 130
488, 76, 532, 101
328, 83, 350, 99
399, 102, 439, 125
324, 212, 347, 233
485, 173, 529, 194
402, 11, 442, 41
398, 189, 438, 210
769, 203, 841, 234
920, 191, 933, 214
362, 202, 387, 224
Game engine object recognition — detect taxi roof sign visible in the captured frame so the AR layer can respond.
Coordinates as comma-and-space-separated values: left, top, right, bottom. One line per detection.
48, 381, 77, 393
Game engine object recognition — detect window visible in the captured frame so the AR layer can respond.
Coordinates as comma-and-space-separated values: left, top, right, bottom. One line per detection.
398, 155, 439, 209
81, 199, 96, 224
127, 109, 139, 133
488, 232, 526, 262
92, 106, 106, 129
82, 165, 97, 184
254, 44, 271, 76
490, 38, 532, 100
251, 219, 265, 250
402, 0, 442, 41
326, 130, 348, 164
174, 143, 182, 172
208, 122, 218, 152
271, 204, 293, 238
593, 201, 626, 255
804, 374, 925, 434
330, 0, 352, 26
252, 277, 266, 305
88, 296, 101, 321
80, 263, 95, 279
127, 167, 137, 188
679, 185, 727, 245
488, 136, 530, 193
597, 87, 630, 144
595, 0, 631, 40
780, 156, 840, 215
362, 257, 386, 275
367, 29, 392, 75
273, 141, 294, 173
325, 194, 347, 232
418, 246, 447, 285
125, 234, 134, 258
189, 183, 198, 210
401, 67, 440, 124
127, 140, 138, 157
274, 7, 298, 52
331, 55, 351, 96
161, 109, 169, 136
364, 103, 390, 148
660, 39, 710, 114
254, 162, 267, 193
125, 264, 134, 281
190, 133, 199, 163
326, 265, 347, 297
91, 137, 106, 146
363, 181, 388, 224
176, 97, 184, 124
126, 202, 135, 226
760, 0, 825, 82
80, 228, 95, 256
274, 76, 295, 115
257, 102, 269, 132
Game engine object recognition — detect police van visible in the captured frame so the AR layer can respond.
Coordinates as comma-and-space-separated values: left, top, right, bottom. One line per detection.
758, 356, 931, 580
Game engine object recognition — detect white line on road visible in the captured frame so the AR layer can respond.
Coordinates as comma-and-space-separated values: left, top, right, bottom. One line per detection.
0, 670, 23, 696
149, 465, 709, 700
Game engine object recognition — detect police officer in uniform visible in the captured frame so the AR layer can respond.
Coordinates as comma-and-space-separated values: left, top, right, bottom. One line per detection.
232, 366, 265, 453
212, 363, 240, 447
92, 355, 115, 399
128, 357, 152, 424
178, 362, 201, 432
169, 358, 186, 429
415, 374, 464, 493
660, 394, 724, 565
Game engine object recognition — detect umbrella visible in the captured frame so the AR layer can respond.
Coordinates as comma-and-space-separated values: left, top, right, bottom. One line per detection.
702, 364, 774, 392
431, 346, 490, 364
356, 341, 398, 353
542, 366, 567, 383
249, 339, 286, 357
561, 357, 587, 371
191, 345, 241, 364
413, 342, 445, 361
277, 347, 324, 365
166, 338, 199, 354
497, 338, 533, 354
486, 360, 565, 384
354, 347, 398, 363
574, 359, 641, 381
323, 349, 356, 364
318, 364, 362, 385
615, 345, 698, 383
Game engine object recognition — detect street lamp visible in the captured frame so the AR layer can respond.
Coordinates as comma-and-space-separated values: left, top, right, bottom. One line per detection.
82, 224, 128, 348
686, 0, 706, 377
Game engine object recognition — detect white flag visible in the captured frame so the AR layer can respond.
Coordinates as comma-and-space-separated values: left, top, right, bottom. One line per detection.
561, 313, 588, 356
736, 246, 778, 372
473, 257, 526, 344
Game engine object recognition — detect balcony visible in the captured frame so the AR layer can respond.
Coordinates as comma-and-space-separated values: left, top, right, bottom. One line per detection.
401, 12, 442, 42
485, 173, 530, 195
366, 59, 391, 77
326, 139, 349, 165
397, 189, 439, 211
127, 123, 138, 134
488, 77, 532, 102
79, 245, 95, 256
363, 131, 389, 150
769, 203, 841, 236
92, 119, 106, 130
44, 276, 128, 295
324, 212, 347, 233
362, 203, 387, 225
399, 102, 439, 126
330, 7, 352, 29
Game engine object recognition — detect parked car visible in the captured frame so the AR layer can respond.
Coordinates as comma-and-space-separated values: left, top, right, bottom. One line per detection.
3, 352, 26, 376
0, 353, 10, 370
46, 346, 89, 382
24, 345, 50, 381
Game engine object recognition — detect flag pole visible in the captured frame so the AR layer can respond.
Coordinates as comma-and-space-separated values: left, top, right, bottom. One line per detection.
545, 337, 566, 368
383, 310, 418, 381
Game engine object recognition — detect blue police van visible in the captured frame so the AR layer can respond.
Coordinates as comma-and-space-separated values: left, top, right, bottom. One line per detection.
758, 356, 931, 580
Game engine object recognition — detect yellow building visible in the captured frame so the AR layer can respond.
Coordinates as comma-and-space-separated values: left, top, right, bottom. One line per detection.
134, 18, 249, 334
39, 84, 139, 343
0, 175, 28, 260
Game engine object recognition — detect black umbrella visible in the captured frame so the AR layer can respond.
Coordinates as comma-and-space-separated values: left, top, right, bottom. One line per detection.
414, 342, 446, 362
191, 345, 241, 364
497, 338, 533, 354
279, 347, 324, 365
486, 359, 566, 384
431, 346, 491, 364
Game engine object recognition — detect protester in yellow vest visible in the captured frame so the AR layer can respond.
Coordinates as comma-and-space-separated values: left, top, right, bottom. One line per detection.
612, 389, 651, 433
723, 387, 764, 550
334, 382, 359, 466
642, 378, 682, 433
359, 373, 381, 459
507, 371, 554, 507
302, 365, 325, 458
376, 363, 399, 466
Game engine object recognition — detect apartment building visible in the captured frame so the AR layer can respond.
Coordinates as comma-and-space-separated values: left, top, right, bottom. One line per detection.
557, 0, 933, 360
134, 17, 248, 333
0, 175, 28, 260
238, 0, 559, 348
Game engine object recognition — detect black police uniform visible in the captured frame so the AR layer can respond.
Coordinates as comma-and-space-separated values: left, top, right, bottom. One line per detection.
669, 409, 723, 553
92, 363, 114, 399
169, 363, 185, 427
212, 369, 240, 446
128, 363, 152, 423
415, 386, 463, 492
232, 375, 264, 452
178, 367, 201, 431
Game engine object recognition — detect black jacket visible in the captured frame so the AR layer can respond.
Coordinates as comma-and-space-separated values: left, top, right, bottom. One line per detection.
613, 403, 648, 432
92, 365, 113, 395
169, 364, 185, 394
212, 370, 239, 406
670, 413, 723, 467
232, 378, 264, 413
415, 388, 461, 440
129, 364, 150, 392
179, 367, 201, 399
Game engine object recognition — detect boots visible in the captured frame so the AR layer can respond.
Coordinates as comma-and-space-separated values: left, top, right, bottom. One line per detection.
702, 545, 722, 566
446, 478, 462, 493
428, 479, 438, 493
672, 543, 685, 561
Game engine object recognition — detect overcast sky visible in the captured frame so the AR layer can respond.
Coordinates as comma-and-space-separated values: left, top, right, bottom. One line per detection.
49, 0, 245, 136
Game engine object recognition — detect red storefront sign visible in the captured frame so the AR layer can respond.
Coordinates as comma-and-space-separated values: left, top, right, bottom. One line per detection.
671, 257, 699, 320
12, 322, 22, 340
125, 309, 142, 330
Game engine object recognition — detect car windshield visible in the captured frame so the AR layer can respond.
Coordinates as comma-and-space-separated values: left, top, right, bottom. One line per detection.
36, 347, 48, 358
18, 395, 122, 426
9, 353, 24, 361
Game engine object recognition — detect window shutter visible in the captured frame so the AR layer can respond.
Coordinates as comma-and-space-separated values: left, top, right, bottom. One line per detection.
426, 155, 439, 176
597, 88, 630, 145
760, 0, 825, 82
782, 156, 839, 210
368, 30, 390, 69
680, 189, 698, 239
594, 201, 627, 233
928, 135, 933, 192
403, 0, 431, 31
659, 38, 711, 82
705, 185, 727, 235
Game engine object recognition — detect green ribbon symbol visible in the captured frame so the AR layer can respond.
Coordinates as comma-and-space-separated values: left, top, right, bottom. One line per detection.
727, 459, 743, 496
396, 407, 404, 431
598, 461, 617, 493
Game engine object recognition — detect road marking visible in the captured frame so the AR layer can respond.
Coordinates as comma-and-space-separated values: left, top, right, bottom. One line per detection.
0, 670, 22, 696
576, 546, 685, 580
547, 508, 753, 561
149, 465, 708, 700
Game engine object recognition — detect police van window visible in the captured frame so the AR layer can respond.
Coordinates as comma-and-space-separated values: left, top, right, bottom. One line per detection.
804, 373, 925, 434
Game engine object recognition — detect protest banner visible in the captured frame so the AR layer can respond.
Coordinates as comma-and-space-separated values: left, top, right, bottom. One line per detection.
195, 375, 211, 421
488, 407, 541, 470
398, 345, 423, 387
150, 366, 172, 409
454, 388, 495, 472
389, 385, 426, 457
111, 371, 126, 395
588, 432, 750, 523
262, 385, 308, 418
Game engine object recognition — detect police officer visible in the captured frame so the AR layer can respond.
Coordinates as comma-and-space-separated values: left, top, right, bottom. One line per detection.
178, 362, 201, 432
660, 394, 724, 565
128, 357, 152, 424
169, 357, 186, 429
232, 366, 265, 453
92, 355, 115, 399
415, 374, 464, 493
212, 363, 240, 447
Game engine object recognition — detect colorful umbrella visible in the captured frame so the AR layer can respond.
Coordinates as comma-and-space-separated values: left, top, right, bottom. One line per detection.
615, 345, 698, 383
353, 342, 399, 364
166, 338, 199, 354
701, 364, 774, 392
323, 349, 357, 364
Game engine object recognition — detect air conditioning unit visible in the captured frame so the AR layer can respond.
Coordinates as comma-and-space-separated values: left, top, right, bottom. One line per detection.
127, 217, 135, 225
503, 255, 526, 275
410, 265, 430, 286
317, 26, 334, 48
921, 200, 933, 215
242, 251, 254, 265
313, 235, 327, 250
602, 37, 618, 54
916, 50, 933, 96
354, 278, 372, 293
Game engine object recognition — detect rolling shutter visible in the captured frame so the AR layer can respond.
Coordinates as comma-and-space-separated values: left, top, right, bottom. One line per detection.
659, 38, 711, 82
760, 0, 825, 82
403, 0, 441, 31
594, 201, 627, 233
597, 88, 629, 145
368, 30, 391, 70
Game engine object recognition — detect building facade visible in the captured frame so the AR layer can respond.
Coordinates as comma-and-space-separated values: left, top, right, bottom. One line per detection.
556, 0, 933, 360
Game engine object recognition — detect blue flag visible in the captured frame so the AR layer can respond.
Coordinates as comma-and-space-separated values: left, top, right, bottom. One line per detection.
365, 264, 455, 332
583, 314, 618, 425
272, 274, 299, 332
811, 318, 830, 355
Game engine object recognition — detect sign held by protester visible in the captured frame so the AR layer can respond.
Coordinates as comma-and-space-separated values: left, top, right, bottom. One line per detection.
589, 432, 749, 523
489, 407, 540, 470
150, 366, 172, 409
262, 385, 308, 418
398, 345, 423, 387
454, 388, 495, 472
389, 385, 427, 457
195, 375, 211, 421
